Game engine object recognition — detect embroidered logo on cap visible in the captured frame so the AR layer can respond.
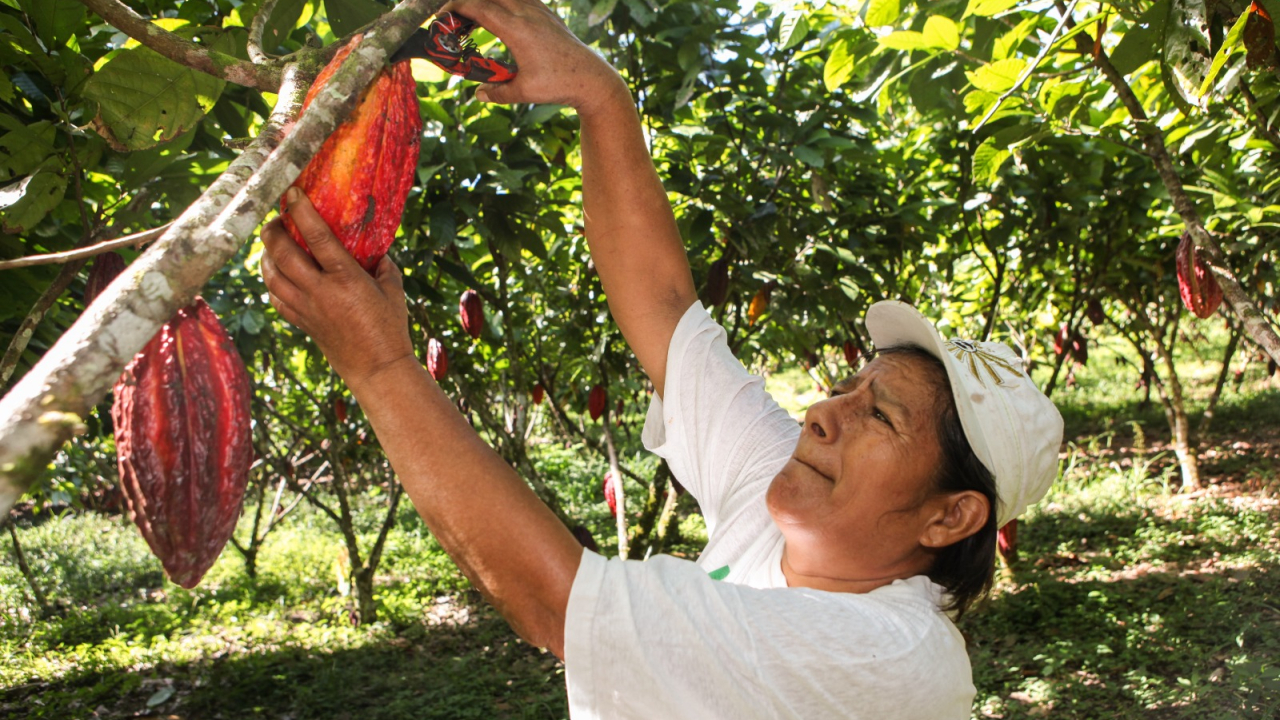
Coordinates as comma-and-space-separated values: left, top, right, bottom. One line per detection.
947, 339, 1022, 388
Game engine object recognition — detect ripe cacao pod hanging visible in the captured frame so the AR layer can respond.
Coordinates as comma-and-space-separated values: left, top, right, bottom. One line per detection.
1053, 325, 1070, 356
1176, 232, 1223, 319
603, 471, 618, 517
747, 287, 770, 325
588, 384, 606, 421
1085, 299, 1105, 326
842, 340, 861, 367
459, 289, 484, 339
427, 338, 448, 381
1269, 359, 1277, 377
84, 251, 127, 305
280, 35, 422, 273
112, 298, 252, 589
532, 383, 545, 405
1069, 331, 1088, 367
335, 396, 348, 424
705, 256, 729, 306
997, 519, 1018, 564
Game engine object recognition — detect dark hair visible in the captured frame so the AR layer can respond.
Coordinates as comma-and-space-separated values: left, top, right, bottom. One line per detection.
876, 345, 998, 619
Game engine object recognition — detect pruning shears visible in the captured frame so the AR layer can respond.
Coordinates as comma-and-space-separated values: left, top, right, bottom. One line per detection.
393, 12, 517, 84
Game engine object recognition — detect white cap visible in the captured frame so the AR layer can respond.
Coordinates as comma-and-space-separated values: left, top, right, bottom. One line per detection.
865, 301, 1063, 526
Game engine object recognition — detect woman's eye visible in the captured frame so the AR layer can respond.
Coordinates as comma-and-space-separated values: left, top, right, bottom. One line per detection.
873, 408, 892, 426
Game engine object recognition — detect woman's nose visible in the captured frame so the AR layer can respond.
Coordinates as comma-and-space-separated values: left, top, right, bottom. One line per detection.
803, 389, 868, 443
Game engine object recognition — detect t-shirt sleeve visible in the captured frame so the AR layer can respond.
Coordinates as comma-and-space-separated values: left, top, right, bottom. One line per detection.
641, 302, 801, 531
563, 551, 975, 720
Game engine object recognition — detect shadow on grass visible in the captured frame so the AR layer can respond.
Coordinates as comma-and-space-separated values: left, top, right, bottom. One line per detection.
2, 599, 568, 720
1056, 387, 1280, 445
964, 503, 1280, 719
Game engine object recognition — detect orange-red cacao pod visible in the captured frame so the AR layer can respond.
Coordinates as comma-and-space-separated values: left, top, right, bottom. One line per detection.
603, 471, 618, 517
532, 383, 545, 405
112, 298, 252, 589
1053, 325, 1069, 356
588, 384, 606, 421
997, 519, 1018, 564
427, 338, 448, 381
747, 287, 770, 325
1176, 233, 1223, 319
85, 251, 127, 305
459, 289, 484, 339
280, 36, 422, 273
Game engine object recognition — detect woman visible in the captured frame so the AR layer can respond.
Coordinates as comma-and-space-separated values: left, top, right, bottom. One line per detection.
259, 1, 1064, 716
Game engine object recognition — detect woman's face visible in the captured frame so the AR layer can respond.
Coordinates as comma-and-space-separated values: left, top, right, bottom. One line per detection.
766, 352, 949, 588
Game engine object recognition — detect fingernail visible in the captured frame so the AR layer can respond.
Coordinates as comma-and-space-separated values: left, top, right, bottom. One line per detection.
286, 187, 302, 204
475, 88, 489, 103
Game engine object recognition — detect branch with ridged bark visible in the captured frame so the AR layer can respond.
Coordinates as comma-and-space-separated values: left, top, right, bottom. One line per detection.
1053, 0, 1280, 366
78, 0, 284, 91
0, 0, 444, 515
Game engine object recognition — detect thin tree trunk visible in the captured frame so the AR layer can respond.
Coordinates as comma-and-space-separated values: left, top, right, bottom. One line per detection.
1152, 321, 1201, 491
6, 520, 49, 615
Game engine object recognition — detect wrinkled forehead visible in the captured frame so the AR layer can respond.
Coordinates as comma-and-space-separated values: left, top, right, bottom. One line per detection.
831, 351, 951, 412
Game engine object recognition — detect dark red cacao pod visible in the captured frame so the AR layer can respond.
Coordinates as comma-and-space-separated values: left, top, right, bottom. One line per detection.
1176, 233, 1223, 319
603, 471, 618, 517
1069, 331, 1088, 367
334, 396, 347, 424
705, 256, 729, 306
112, 298, 252, 589
532, 383, 545, 405
280, 35, 422, 273
1086, 299, 1105, 326
85, 251, 127, 306
427, 338, 448, 381
842, 340, 861, 367
588, 384, 606, 421
570, 524, 599, 552
997, 519, 1018, 564
459, 289, 484, 339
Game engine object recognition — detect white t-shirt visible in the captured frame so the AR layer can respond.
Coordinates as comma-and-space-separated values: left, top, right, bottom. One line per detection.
563, 301, 976, 719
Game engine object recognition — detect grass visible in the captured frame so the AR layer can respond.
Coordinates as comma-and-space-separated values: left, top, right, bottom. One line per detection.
4, 338, 1279, 719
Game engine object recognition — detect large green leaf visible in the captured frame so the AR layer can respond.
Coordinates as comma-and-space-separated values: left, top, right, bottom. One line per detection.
966, 58, 1027, 93
0, 121, 56, 183
963, 0, 1021, 18
778, 11, 810, 51
922, 16, 960, 51
864, 0, 900, 27
82, 46, 225, 151
0, 167, 68, 234
325, 0, 389, 38
824, 35, 858, 91
18, 0, 84, 50
1109, 0, 1169, 75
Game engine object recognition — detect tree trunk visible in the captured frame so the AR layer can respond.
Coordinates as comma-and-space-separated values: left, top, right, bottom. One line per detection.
6, 520, 49, 616
1152, 323, 1201, 491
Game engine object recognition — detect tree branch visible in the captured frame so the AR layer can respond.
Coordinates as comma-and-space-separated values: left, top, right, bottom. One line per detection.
78, 0, 283, 91
248, 0, 282, 65
1, 259, 89, 387
0, 223, 170, 272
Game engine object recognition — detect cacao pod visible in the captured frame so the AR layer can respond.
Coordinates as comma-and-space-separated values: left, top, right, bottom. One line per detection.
1269, 359, 1277, 377
1245, 0, 1275, 69
842, 340, 861, 367
335, 396, 348, 424
459, 289, 484, 339
280, 35, 422, 273
588, 384, 606, 421
1069, 331, 1088, 367
997, 519, 1018, 564
427, 338, 448, 381
532, 383, 545, 405
112, 298, 252, 589
84, 251, 127, 306
1176, 233, 1223, 319
1053, 325, 1069, 356
705, 256, 729, 306
570, 524, 599, 552
603, 471, 618, 517
1085, 299, 1105, 326
747, 287, 770, 326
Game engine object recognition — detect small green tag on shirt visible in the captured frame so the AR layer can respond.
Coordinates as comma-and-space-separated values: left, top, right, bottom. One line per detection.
708, 565, 730, 581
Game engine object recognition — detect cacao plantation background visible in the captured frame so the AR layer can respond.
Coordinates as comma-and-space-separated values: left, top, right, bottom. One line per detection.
2, 0, 1280, 717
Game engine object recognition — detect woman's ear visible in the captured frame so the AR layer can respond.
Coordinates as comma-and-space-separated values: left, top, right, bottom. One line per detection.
919, 491, 989, 548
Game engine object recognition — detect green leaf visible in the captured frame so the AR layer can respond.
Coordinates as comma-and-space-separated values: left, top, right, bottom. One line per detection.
922, 16, 960, 51
0, 121, 56, 183
588, 0, 619, 27
0, 169, 68, 234
824, 36, 858, 91
864, 0, 901, 27
964, 89, 998, 115
18, 0, 84, 50
255, 0, 310, 52
325, 0, 388, 38
0, 70, 11, 104
972, 137, 1011, 185
792, 144, 825, 168
1109, 0, 1169, 75
963, 0, 1020, 18
429, 202, 456, 247
878, 31, 930, 51
83, 46, 226, 151
966, 58, 1027, 92
778, 11, 810, 51
1198, 7, 1250, 96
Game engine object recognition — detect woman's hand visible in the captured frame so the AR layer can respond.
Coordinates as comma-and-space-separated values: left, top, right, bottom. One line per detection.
444, 0, 630, 115
260, 188, 416, 389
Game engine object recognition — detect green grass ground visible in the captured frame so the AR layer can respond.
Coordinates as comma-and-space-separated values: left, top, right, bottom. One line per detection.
3, 349, 1279, 719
